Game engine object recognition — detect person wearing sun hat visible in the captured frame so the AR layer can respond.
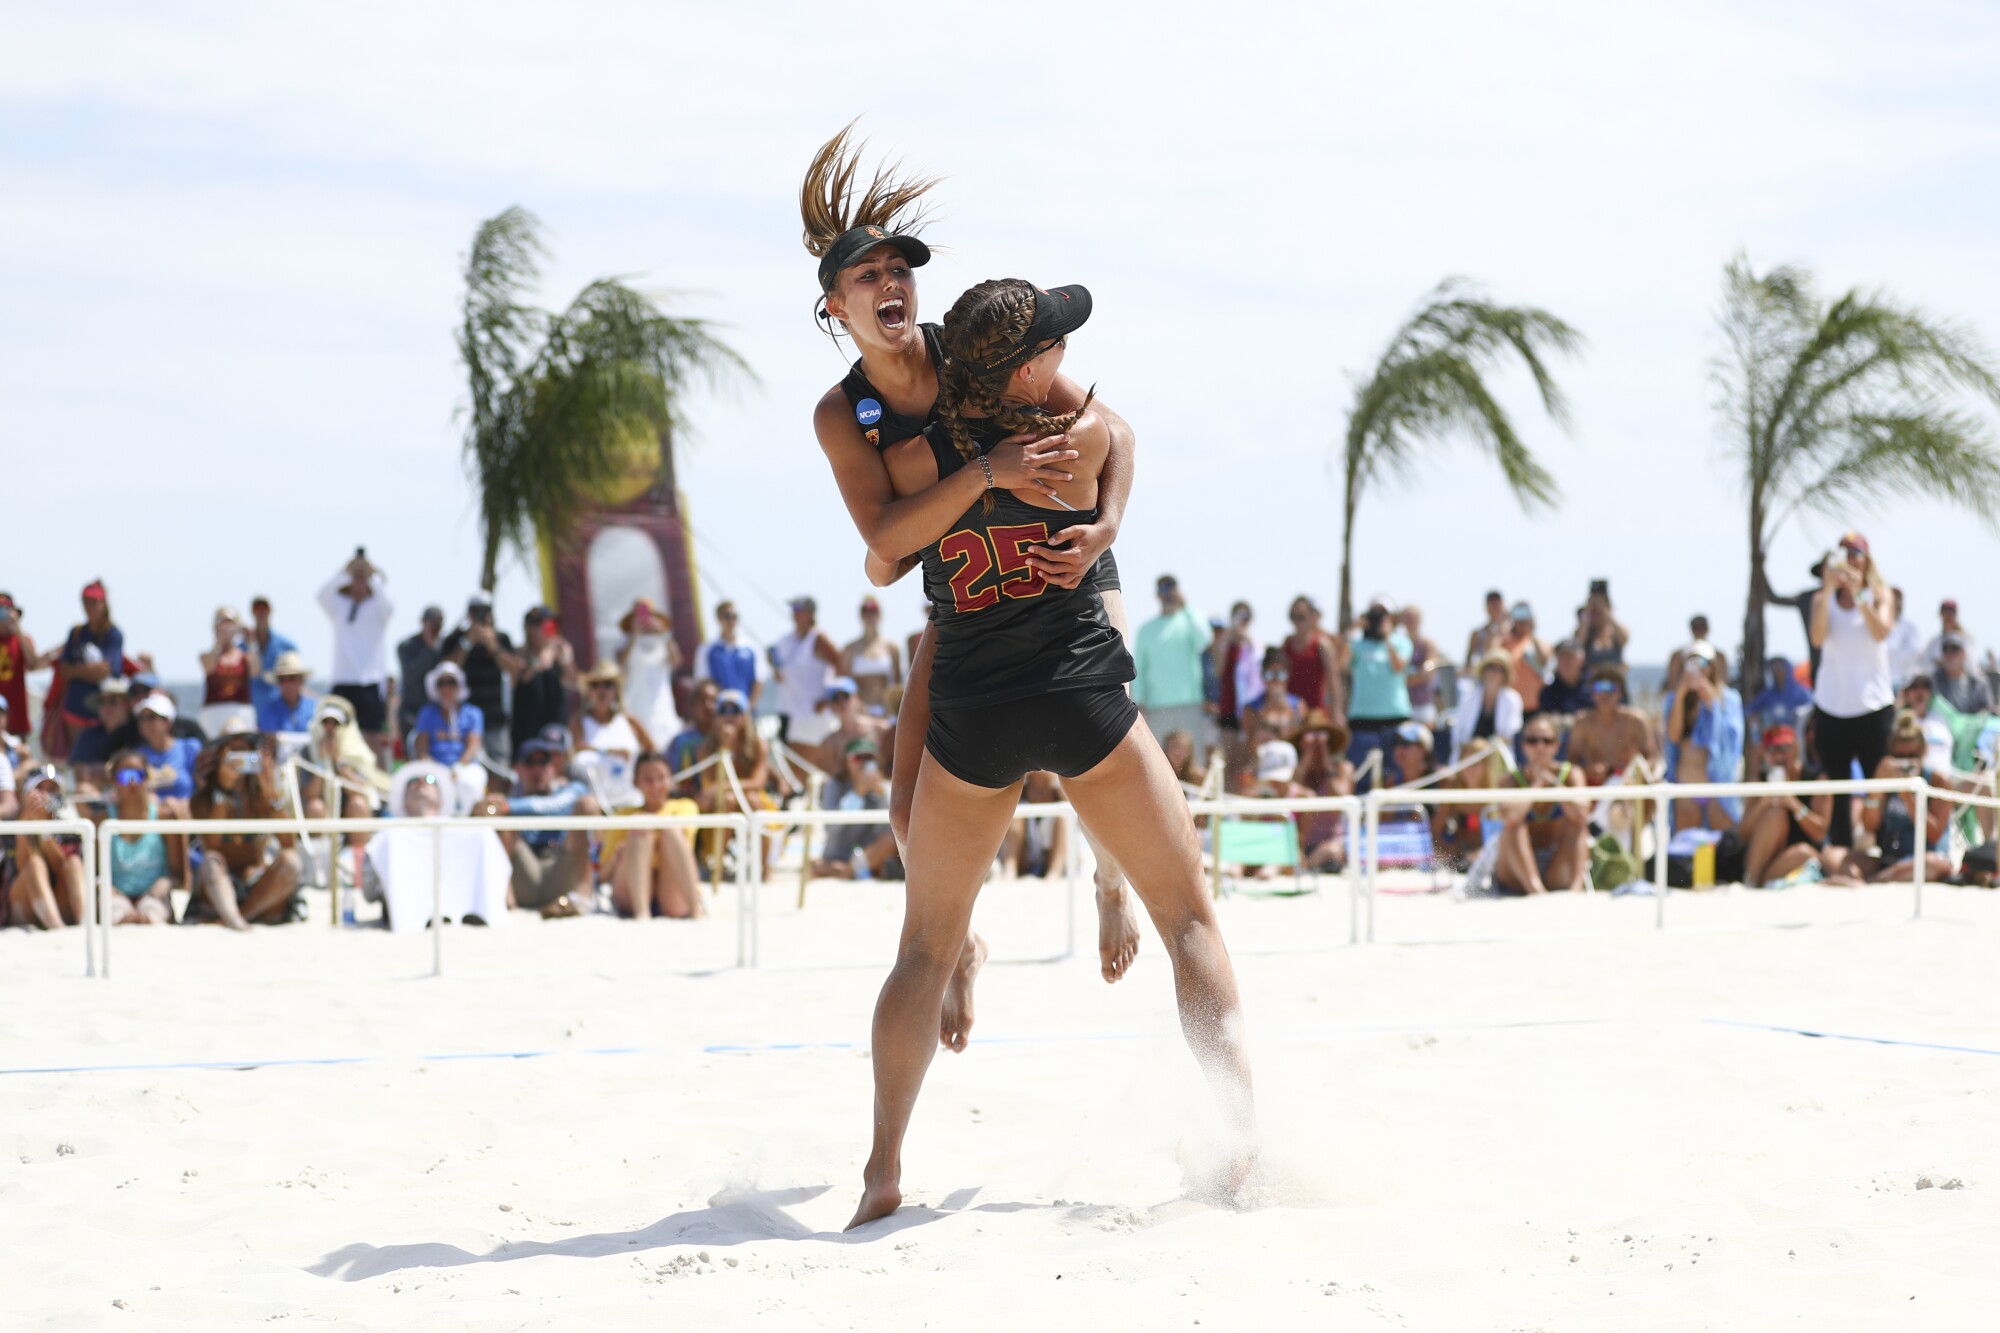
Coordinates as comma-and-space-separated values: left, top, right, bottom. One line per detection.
255, 650, 319, 734
410, 659, 484, 768
572, 658, 654, 807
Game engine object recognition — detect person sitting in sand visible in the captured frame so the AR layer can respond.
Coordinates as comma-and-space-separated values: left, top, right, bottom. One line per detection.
813, 739, 905, 881
1735, 725, 1833, 888
187, 730, 303, 928
5, 766, 88, 928
106, 749, 175, 923
810, 676, 892, 794
997, 768, 1069, 879
603, 751, 705, 918
481, 733, 601, 919
1493, 716, 1590, 894
1294, 711, 1355, 870
1827, 710, 1959, 885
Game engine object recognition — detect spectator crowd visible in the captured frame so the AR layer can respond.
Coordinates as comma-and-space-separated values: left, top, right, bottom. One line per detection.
6, 531, 2000, 929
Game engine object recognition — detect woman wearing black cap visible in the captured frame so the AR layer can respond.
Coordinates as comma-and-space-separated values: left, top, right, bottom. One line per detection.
801, 127, 1144, 1001
846, 278, 1255, 1230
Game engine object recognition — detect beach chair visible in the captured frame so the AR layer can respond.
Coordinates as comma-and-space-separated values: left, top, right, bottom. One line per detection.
1214, 816, 1315, 895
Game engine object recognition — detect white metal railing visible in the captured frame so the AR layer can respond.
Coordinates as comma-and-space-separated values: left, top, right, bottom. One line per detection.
49, 773, 1959, 978
9, 819, 100, 973
82, 812, 752, 980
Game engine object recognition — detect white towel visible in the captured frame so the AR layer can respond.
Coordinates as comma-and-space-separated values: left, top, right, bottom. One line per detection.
364, 827, 512, 932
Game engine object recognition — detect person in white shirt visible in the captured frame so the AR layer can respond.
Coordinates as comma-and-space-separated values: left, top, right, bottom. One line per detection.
317, 551, 396, 762
1883, 587, 1925, 688
1809, 531, 1895, 851
769, 596, 841, 748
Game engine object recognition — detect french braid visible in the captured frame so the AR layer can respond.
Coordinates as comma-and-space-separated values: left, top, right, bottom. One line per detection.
799, 121, 938, 259
936, 281, 1094, 512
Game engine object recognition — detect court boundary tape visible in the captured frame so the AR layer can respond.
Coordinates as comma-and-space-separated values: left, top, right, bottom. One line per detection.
1703, 1018, 2000, 1058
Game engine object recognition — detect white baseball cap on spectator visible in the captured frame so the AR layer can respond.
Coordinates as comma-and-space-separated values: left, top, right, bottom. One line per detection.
1394, 721, 1435, 752
98, 677, 132, 698
1510, 602, 1534, 624
1256, 739, 1298, 785
137, 694, 177, 722
425, 660, 467, 703
220, 713, 257, 737
821, 676, 859, 704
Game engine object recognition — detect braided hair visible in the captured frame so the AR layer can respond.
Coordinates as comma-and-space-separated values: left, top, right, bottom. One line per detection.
936, 280, 1094, 511
799, 121, 938, 266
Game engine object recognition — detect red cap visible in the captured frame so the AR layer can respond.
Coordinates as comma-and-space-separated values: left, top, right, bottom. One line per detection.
1942, 598, 1959, 612
1838, 530, 1870, 556
860, 596, 881, 613
1763, 725, 1797, 749
80, 580, 107, 602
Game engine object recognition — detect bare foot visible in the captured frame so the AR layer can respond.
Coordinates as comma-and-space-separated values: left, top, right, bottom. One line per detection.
939, 932, 988, 1053
846, 1175, 903, 1231
1098, 883, 1141, 983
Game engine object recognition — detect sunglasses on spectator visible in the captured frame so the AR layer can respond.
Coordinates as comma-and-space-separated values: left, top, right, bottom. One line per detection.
1523, 734, 1558, 746
717, 610, 738, 621
517, 752, 553, 767
717, 703, 745, 717
113, 767, 147, 786
589, 681, 618, 691
828, 690, 852, 703
1591, 681, 1619, 695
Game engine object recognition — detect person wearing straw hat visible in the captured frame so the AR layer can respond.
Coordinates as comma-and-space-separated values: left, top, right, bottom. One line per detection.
1451, 649, 1524, 762
256, 650, 318, 734
615, 597, 682, 744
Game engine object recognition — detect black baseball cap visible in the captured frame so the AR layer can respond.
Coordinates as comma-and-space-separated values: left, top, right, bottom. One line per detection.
977, 284, 1093, 372
817, 225, 930, 293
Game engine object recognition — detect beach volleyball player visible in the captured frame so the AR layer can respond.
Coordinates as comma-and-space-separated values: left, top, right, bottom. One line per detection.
845, 279, 1256, 1228
803, 128, 1144, 1032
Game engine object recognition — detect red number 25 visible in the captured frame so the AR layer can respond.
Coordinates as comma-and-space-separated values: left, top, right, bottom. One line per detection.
939, 523, 1050, 614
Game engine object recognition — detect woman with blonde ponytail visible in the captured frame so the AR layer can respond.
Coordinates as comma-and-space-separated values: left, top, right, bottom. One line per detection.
845, 279, 1256, 1230
802, 126, 1146, 1027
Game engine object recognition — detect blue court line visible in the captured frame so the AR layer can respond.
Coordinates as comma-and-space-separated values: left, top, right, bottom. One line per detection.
1705, 1019, 2000, 1058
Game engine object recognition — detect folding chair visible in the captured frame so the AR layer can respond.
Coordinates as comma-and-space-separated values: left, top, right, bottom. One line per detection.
1214, 816, 1315, 895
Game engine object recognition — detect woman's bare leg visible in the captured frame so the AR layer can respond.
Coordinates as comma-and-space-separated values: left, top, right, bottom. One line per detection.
1742, 806, 1785, 886
1543, 823, 1590, 891
655, 830, 704, 918
1494, 820, 1545, 894
1082, 589, 1141, 981
243, 850, 302, 924
849, 760, 1021, 1230
1758, 843, 1818, 886
11, 853, 65, 929
197, 857, 252, 930
1059, 721, 1256, 1184
613, 836, 653, 920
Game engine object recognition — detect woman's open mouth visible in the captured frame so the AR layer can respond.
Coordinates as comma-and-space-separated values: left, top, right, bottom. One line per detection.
876, 298, 907, 330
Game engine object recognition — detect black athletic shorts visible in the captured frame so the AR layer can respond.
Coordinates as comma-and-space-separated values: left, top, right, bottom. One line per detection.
332, 683, 388, 734
925, 686, 1139, 790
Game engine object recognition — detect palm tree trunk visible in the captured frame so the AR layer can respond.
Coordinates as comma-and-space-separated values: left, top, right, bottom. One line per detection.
1338, 481, 1358, 633
479, 529, 503, 597
1743, 493, 1768, 691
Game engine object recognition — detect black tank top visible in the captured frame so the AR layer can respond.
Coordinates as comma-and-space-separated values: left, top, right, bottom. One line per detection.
918, 415, 1134, 709
840, 328, 1120, 593
839, 323, 944, 449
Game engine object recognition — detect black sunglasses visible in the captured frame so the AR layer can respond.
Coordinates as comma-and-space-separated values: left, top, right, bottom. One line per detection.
717, 703, 745, 717
1522, 734, 1558, 746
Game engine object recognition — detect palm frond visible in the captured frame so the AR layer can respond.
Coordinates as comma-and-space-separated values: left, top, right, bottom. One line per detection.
1782, 407, 2000, 527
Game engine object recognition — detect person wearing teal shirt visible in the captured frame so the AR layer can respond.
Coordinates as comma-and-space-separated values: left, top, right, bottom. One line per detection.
1134, 574, 1210, 756
1347, 601, 1414, 783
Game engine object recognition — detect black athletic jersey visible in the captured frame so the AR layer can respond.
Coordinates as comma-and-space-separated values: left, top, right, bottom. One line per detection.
918, 415, 1134, 710
837, 328, 1121, 594
839, 323, 943, 450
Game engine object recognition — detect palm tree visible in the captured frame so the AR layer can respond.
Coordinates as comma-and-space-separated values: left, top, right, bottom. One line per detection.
1714, 254, 2000, 684
458, 206, 753, 592
1338, 280, 1582, 628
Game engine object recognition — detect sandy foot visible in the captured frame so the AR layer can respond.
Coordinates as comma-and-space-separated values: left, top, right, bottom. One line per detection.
1098, 883, 1141, 983
845, 1176, 904, 1231
939, 932, 988, 1052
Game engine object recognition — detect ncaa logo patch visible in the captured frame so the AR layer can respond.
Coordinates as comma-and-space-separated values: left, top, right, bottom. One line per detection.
855, 398, 884, 427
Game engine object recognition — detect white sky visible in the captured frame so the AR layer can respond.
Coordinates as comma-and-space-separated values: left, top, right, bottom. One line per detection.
5, 0, 2000, 680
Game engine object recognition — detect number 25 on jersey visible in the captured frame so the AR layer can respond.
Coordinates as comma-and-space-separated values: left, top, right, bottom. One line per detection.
939, 523, 1051, 614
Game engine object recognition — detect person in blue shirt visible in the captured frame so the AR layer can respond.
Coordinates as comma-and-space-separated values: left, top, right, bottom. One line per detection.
51, 578, 124, 763
410, 661, 485, 767
255, 651, 319, 734
692, 601, 767, 707
487, 733, 599, 916
246, 595, 298, 724
135, 694, 204, 810
1665, 643, 1745, 831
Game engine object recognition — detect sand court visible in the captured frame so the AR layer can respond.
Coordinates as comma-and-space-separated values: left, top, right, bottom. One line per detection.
6, 879, 1998, 1329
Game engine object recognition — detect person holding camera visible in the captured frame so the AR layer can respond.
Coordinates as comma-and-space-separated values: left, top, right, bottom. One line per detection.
1347, 599, 1412, 783
5, 766, 87, 928
441, 593, 522, 760
318, 551, 396, 765
1578, 579, 1628, 669
187, 729, 302, 928
1809, 531, 1895, 851
511, 606, 576, 757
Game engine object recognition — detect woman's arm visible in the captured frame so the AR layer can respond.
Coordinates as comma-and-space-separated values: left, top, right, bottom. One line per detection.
1497, 689, 1524, 740
1809, 585, 1834, 647
1025, 381, 1136, 589
462, 731, 484, 763
630, 717, 657, 754
1860, 589, 1894, 641
814, 388, 1076, 564
411, 728, 431, 761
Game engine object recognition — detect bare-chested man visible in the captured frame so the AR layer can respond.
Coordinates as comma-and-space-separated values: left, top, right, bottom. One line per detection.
810, 676, 892, 780
1568, 663, 1659, 786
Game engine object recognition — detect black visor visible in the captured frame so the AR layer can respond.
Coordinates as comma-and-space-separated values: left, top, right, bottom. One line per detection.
818, 225, 930, 293
977, 284, 1092, 372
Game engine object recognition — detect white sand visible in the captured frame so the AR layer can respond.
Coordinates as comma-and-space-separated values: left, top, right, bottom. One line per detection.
6, 874, 1998, 1330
